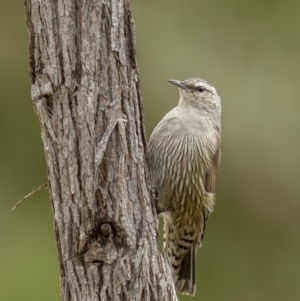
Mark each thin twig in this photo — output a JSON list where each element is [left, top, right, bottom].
[[11, 182, 48, 212]]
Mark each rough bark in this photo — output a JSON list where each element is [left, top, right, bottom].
[[24, 0, 177, 300]]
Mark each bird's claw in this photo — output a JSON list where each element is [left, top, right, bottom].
[[156, 205, 175, 215], [150, 187, 174, 215]]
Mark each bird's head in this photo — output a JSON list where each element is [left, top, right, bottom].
[[168, 78, 221, 112]]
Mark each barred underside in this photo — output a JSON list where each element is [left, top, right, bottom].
[[149, 106, 220, 296]]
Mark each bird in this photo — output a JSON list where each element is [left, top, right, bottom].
[[148, 78, 221, 296]]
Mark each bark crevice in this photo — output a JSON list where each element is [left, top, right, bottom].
[[24, 0, 177, 300]]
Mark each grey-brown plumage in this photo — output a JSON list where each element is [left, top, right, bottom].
[[149, 78, 221, 296]]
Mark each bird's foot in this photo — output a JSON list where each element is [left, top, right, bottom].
[[150, 187, 174, 215], [156, 204, 175, 215]]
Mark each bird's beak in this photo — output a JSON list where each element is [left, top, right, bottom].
[[168, 79, 187, 90]]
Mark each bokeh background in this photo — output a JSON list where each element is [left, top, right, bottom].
[[1, 1, 299, 300]]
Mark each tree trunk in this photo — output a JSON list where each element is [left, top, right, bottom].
[[24, 0, 177, 300]]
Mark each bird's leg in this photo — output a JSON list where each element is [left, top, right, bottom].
[[150, 187, 174, 215], [150, 187, 158, 200]]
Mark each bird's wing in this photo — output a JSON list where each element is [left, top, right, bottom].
[[205, 138, 222, 193], [200, 136, 222, 246]]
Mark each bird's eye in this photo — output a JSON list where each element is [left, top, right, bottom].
[[198, 86, 205, 92]]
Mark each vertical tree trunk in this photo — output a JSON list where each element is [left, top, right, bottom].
[[24, 0, 177, 300]]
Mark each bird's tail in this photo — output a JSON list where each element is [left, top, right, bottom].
[[173, 242, 196, 296], [164, 221, 198, 296]]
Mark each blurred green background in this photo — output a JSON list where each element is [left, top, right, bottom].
[[1, 1, 299, 300]]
